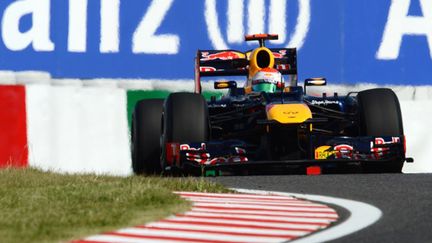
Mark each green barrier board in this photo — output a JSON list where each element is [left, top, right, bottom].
[[126, 90, 223, 129]]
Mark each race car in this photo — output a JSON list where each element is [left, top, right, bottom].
[[131, 34, 413, 176]]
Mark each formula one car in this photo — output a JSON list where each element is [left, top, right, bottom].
[[131, 34, 412, 176]]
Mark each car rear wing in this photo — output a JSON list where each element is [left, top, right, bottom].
[[194, 48, 297, 93]]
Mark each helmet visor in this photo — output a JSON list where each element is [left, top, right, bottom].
[[252, 82, 276, 93]]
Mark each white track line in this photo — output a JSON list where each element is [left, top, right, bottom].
[[181, 211, 336, 224], [138, 225, 303, 238], [192, 202, 336, 212], [145, 222, 308, 236], [116, 228, 288, 243], [161, 216, 323, 229], [81, 235, 194, 243], [190, 208, 339, 218], [233, 188, 382, 243]]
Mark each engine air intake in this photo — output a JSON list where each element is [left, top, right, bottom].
[[249, 47, 275, 78], [256, 49, 271, 68]]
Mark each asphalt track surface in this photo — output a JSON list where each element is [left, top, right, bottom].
[[209, 173, 432, 243]]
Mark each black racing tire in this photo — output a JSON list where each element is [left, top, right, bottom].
[[162, 93, 209, 169], [131, 99, 164, 175], [357, 88, 404, 173]]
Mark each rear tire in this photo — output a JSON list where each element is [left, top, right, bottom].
[[357, 88, 404, 173], [161, 93, 209, 170], [131, 99, 164, 175]]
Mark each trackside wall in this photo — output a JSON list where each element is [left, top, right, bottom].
[[26, 84, 132, 176], [0, 85, 27, 168]]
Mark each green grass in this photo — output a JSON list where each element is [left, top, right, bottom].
[[0, 168, 229, 243]]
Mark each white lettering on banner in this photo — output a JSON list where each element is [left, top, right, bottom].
[[269, 0, 287, 44], [227, 0, 244, 44], [205, 0, 228, 49], [1, 0, 178, 54], [1, 0, 54, 51], [227, 0, 287, 45], [68, 0, 87, 52], [377, 0, 432, 60], [132, 0, 179, 54], [100, 0, 120, 53], [288, 0, 310, 49], [248, 0, 265, 36], [206, 0, 310, 49]]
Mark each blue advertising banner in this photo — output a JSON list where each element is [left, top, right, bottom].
[[0, 0, 430, 84]]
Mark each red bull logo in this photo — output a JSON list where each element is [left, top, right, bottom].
[[201, 51, 243, 61], [334, 144, 354, 159], [199, 66, 217, 72], [276, 64, 291, 71], [272, 50, 287, 59]]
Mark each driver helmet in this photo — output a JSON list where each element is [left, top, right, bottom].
[[251, 68, 284, 93]]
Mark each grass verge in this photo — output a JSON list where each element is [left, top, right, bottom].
[[0, 168, 229, 243]]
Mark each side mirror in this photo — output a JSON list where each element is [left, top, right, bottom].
[[304, 78, 327, 94], [214, 80, 237, 89]]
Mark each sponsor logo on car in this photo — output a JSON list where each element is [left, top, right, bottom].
[[315, 145, 335, 160], [199, 66, 217, 72], [272, 50, 287, 58], [276, 64, 291, 71], [370, 137, 401, 159], [311, 100, 340, 106], [180, 143, 207, 151], [334, 144, 354, 159], [315, 144, 354, 159], [200, 51, 243, 61]]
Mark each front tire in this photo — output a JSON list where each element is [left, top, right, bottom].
[[357, 88, 404, 173], [161, 93, 209, 170], [131, 99, 164, 175]]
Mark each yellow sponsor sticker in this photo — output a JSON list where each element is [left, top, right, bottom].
[[315, 145, 335, 160]]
